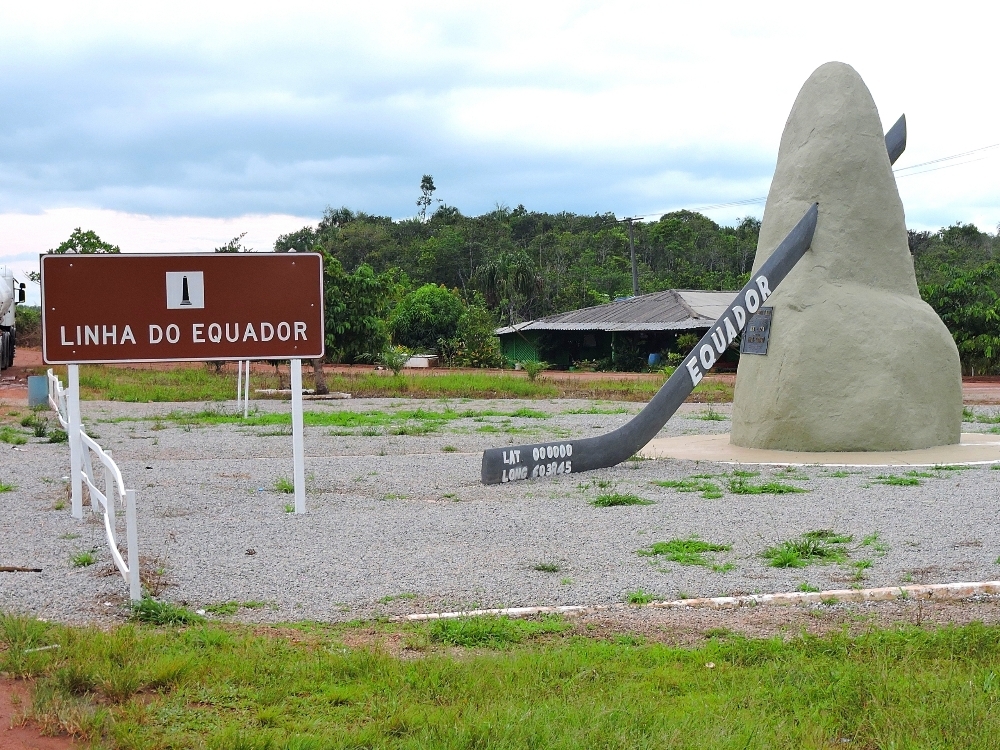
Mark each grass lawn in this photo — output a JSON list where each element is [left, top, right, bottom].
[[36, 364, 733, 403], [3, 612, 1000, 748]]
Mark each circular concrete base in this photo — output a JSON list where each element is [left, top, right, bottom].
[[639, 432, 1000, 466]]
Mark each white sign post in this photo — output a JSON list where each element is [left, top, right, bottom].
[[67, 364, 84, 520], [290, 359, 306, 513]]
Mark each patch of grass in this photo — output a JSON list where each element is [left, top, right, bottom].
[[693, 406, 727, 421], [130, 597, 205, 625], [58, 532, 81, 540], [852, 559, 874, 581], [932, 464, 971, 472], [652, 477, 723, 499], [0, 425, 27, 445], [0, 481, 15, 492], [861, 532, 890, 556], [429, 614, 568, 648], [8, 615, 1000, 745], [283, 503, 295, 513], [591, 493, 654, 507], [53, 500, 66, 511], [638, 537, 732, 567], [796, 582, 821, 593], [56, 362, 734, 404], [875, 474, 923, 486], [763, 530, 852, 568], [48, 429, 69, 443], [204, 602, 240, 617], [441, 445, 457, 452], [532, 562, 561, 573], [379, 593, 417, 604], [625, 589, 656, 605], [71, 551, 95, 567], [560, 577, 573, 585], [821, 469, 856, 478], [562, 405, 629, 415], [274, 477, 294, 494], [728, 476, 807, 495]]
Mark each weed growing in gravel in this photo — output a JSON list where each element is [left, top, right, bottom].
[[58, 532, 80, 540], [560, 577, 573, 585], [442, 445, 457, 452], [774, 466, 811, 481], [533, 563, 561, 572], [71, 551, 95, 567], [283, 503, 294, 513], [875, 475, 922, 486], [562, 405, 629, 415], [379, 593, 417, 604], [625, 589, 656, 605], [205, 602, 240, 617], [861, 532, 890, 556], [0, 426, 27, 445], [852, 560, 873, 581], [821, 469, 856, 478], [728, 476, 807, 495], [274, 477, 294, 493], [53, 500, 66, 511], [591, 493, 654, 507], [638, 538, 731, 567], [652, 476, 723, 499], [47, 429, 68, 443], [430, 615, 568, 647], [796, 582, 820, 593], [693, 406, 727, 421], [762, 530, 852, 568], [130, 597, 205, 625], [0, 481, 14, 492]]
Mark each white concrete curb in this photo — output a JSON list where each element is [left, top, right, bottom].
[[396, 580, 1000, 621]]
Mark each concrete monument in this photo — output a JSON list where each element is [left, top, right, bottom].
[[731, 62, 962, 451]]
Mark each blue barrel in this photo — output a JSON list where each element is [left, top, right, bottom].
[[27, 375, 48, 408], [647, 353, 661, 367]]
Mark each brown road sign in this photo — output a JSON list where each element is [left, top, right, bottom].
[[41, 253, 324, 364]]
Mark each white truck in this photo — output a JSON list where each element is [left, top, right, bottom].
[[0, 267, 27, 370]]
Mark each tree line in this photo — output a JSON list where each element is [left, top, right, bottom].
[[26, 191, 1000, 373]]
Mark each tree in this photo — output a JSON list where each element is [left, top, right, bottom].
[[273, 227, 317, 254], [416, 174, 437, 222], [323, 256, 396, 363], [214, 232, 251, 253], [920, 262, 1000, 375], [49, 228, 121, 254], [390, 284, 465, 352]]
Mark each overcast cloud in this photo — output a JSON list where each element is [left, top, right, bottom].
[[2, 1, 998, 300]]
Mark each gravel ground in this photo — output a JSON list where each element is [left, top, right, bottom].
[[2, 397, 1000, 625]]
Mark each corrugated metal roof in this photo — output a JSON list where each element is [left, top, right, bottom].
[[496, 289, 737, 334]]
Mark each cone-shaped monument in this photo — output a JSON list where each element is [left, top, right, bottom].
[[731, 62, 962, 451]]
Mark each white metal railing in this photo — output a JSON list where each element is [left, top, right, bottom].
[[48, 367, 141, 600], [47, 368, 69, 429]]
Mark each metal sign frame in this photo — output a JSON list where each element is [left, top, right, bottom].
[[40, 252, 325, 365]]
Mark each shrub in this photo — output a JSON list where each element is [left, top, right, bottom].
[[390, 284, 465, 352]]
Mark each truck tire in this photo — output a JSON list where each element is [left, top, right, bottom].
[[0, 331, 8, 370]]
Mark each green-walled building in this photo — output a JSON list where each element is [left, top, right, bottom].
[[496, 289, 738, 370]]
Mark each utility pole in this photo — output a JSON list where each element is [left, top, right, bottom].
[[621, 217, 640, 297]]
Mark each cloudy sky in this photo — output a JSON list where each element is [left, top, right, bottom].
[[2, 1, 998, 301]]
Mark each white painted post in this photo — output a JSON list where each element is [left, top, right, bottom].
[[125, 489, 141, 601], [243, 361, 250, 418], [290, 358, 306, 513], [237, 360, 243, 409], [67, 364, 83, 520], [105, 457, 117, 544]]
